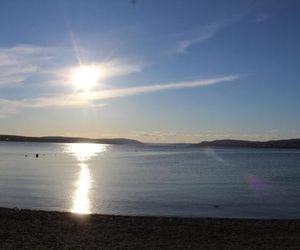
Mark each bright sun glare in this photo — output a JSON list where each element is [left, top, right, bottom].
[[72, 65, 100, 92], [68, 143, 107, 214]]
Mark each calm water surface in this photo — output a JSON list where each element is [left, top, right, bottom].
[[0, 142, 299, 218]]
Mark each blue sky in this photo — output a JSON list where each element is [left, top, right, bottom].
[[0, 0, 299, 142]]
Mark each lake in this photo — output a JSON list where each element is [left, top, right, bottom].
[[0, 141, 299, 219]]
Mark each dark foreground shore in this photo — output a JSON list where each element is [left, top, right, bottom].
[[0, 207, 299, 249]]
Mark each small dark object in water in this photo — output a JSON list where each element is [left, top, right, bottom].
[[36, 154, 39, 158], [25, 154, 27, 157], [213, 205, 220, 209]]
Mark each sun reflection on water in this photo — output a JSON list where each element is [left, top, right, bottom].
[[68, 143, 106, 214]]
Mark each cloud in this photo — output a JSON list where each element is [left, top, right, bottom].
[[96, 60, 142, 79], [0, 44, 56, 87], [0, 75, 240, 118], [132, 130, 246, 143], [132, 128, 283, 143], [0, 99, 20, 118], [173, 24, 220, 54], [0, 44, 142, 89], [0, 44, 240, 118], [0, 95, 106, 118], [252, 13, 271, 23], [86, 75, 240, 100], [172, 15, 242, 54], [134, 131, 206, 143]]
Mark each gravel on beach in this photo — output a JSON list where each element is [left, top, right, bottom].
[[0, 207, 299, 249]]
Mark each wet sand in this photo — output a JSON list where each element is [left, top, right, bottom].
[[0, 207, 299, 249]]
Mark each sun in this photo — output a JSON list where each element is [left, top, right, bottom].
[[71, 65, 100, 92]]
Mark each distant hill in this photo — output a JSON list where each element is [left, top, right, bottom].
[[195, 139, 300, 149], [2, 135, 300, 149], [0, 135, 143, 145]]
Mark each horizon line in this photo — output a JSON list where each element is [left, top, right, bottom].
[[0, 133, 299, 145]]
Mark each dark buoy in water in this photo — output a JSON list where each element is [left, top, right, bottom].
[[25, 154, 28, 157], [213, 205, 220, 209], [36, 153, 39, 158]]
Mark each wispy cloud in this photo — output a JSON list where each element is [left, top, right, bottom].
[[252, 13, 271, 23], [0, 44, 142, 89], [87, 75, 240, 100], [0, 95, 106, 118], [0, 99, 20, 118], [96, 60, 142, 79], [173, 24, 221, 54], [0, 75, 240, 118], [0, 44, 240, 119], [172, 15, 242, 54], [0, 44, 56, 87]]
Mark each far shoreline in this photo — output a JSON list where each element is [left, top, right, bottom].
[[1, 134, 300, 149]]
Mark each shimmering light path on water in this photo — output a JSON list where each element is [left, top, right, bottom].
[[68, 143, 107, 214]]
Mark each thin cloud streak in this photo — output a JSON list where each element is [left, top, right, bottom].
[[0, 44, 56, 87], [0, 96, 106, 118], [0, 75, 240, 117], [172, 15, 242, 54], [252, 13, 271, 23], [87, 75, 240, 100]]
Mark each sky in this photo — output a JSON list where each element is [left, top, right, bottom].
[[0, 0, 299, 143]]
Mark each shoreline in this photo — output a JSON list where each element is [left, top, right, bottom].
[[0, 207, 299, 249], [1, 135, 300, 149]]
